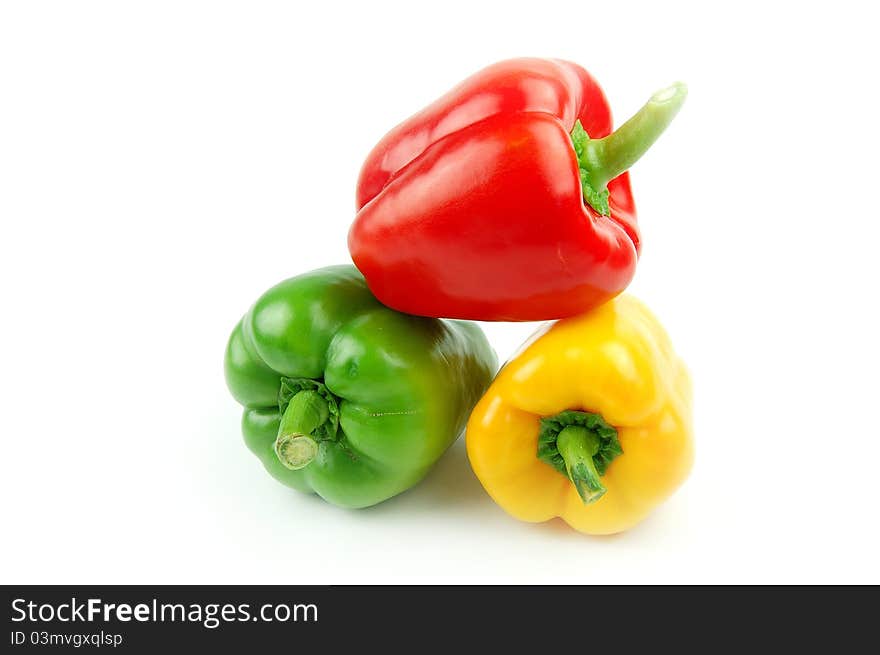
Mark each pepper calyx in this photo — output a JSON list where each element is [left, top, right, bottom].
[[571, 120, 611, 216], [537, 409, 623, 504]]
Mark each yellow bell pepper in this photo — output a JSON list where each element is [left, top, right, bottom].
[[466, 295, 693, 535]]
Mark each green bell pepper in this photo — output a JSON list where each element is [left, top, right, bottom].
[[224, 265, 497, 508]]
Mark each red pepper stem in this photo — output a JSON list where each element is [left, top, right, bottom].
[[274, 390, 329, 470], [583, 82, 687, 191]]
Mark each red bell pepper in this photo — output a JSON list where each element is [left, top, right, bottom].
[[349, 58, 686, 321]]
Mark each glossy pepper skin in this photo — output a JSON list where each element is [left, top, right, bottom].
[[224, 266, 497, 508], [350, 58, 686, 321], [466, 295, 693, 534]]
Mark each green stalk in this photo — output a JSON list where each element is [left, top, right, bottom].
[[555, 425, 606, 504], [273, 390, 329, 470], [536, 409, 623, 505], [572, 82, 687, 215]]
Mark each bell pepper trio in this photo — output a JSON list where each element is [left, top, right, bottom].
[[225, 58, 693, 534]]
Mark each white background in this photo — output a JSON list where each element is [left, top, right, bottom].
[[2, 1, 878, 584]]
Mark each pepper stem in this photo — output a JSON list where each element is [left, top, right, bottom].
[[556, 425, 606, 504], [273, 390, 329, 470], [572, 82, 687, 215]]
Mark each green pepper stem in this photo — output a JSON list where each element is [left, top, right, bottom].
[[274, 390, 329, 470], [583, 82, 687, 190], [555, 425, 606, 504]]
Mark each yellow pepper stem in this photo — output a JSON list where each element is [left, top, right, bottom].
[[556, 426, 606, 504], [538, 410, 621, 506]]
